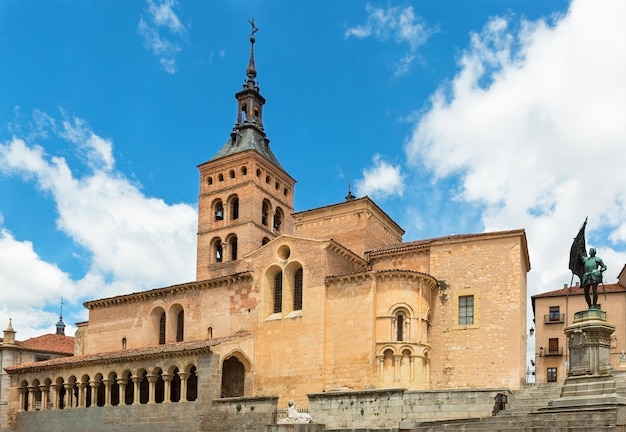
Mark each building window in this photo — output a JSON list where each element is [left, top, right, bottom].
[[229, 169, 235, 179], [231, 197, 239, 220], [294, 268, 303, 311], [273, 208, 282, 231], [459, 295, 474, 325], [159, 312, 166, 345], [549, 306, 560, 321], [396, 313, 405, 341], [122, 338, 127, 350], [548, 338, 559, 355], [262, 201, 270, 226], [215, 242, 223, 263], [176, 310, 184, 342], [547, 367, 557, 382], [215, 201, 224, 220], [262, 237, 270, 246], [273, 272, 283, 314]]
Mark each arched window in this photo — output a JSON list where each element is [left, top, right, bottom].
[[159, 312, 166, 345], [215, 201, 224, 220], [396, 313, 404, 341], [229, 236, 238, 261], [187, 366, 198, 401], [262, 237, 270, 246], [262, 201, 270, 226], [215, 242, 223, 263], [274, 272, 283, 314], [273, 208, 282, 231], [231, 197, 239, 220], [176, 310, 184, 342], [229, 169, 235, 179], [221, 357, 245, 398], [294, 268, 303, 311], [241, 104, 247, 121]]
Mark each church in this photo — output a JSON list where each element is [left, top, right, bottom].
[[4, 33, 530, 431]]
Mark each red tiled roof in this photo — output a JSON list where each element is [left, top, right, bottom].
[[5, 332, 251, 374], [532, 283, 626, 299], [18, 334, 75, 355]]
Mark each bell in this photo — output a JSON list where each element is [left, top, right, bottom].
[[215, 210, 224, 220]]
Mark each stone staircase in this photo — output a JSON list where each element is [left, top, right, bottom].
[[401, 381, 626, 432]]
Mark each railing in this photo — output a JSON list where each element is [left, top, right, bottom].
[[544, 347, 563, 356], [544, 314, 565, 324]]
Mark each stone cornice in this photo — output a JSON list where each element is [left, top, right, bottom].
[[325, 269, 438, 288], [84, 272, 253, 310]]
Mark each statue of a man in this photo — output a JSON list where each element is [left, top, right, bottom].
[[580, 247, 607, 309]]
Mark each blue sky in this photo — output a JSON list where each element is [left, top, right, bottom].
[[1, 0, 625, 354]]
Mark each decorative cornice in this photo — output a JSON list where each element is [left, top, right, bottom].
[[84, 273, 253, 310], [325, 269, 438, 288]]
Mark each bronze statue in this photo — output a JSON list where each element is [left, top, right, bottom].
[[580, 247, 607, 308], [569, 219, 607, 309]]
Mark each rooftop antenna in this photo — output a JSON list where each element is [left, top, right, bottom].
[[345, 162, 356, 201]]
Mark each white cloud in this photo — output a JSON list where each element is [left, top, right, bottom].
[[405, 0, 626, 298], [345, 4, 432, 76], [0, 112, 198, 338], [355, 154, 404, 200], [138, 0, 187, 74]]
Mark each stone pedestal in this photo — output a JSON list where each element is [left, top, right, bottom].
[[546, 309, 626, 410]]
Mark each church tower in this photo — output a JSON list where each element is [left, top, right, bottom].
[[196, 27, 295, 281]]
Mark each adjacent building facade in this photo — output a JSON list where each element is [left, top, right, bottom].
[[3, 36, 531, 431], [532, 265, 626, 383]]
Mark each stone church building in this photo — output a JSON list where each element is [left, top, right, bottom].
[[3, 36, 530, 431]]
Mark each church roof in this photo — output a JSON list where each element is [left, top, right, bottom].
[[1, 333, 74, 355], [366, 229, 529, 261], [206, 126, 284, 170], [5, 333, 250, 374]]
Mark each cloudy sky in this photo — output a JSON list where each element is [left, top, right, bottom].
[[1, 0, 625, 359]]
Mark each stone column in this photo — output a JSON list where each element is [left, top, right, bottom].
[[376, 355, 384, 381], [50, 384, 61, 410], [178, 372, 190, 402], [27, 386, 35, 412], [117, 377, 128, 406], [39, 385, 49, 410], [146, 374, 158, 404], [102, 379, 113, 406], [409, 355, 417, 383], [63, 383, 75, 408], [89, 381, 99, 407], [393, 355, 402, 382], [78, 382, 88, 408], [132, 376, 142, 405], [162, 373, 173, 403]]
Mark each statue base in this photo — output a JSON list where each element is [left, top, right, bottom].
[[544, 309, 626, 411]]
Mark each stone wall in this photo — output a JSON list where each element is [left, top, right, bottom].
[[308, 388, 507, 430]]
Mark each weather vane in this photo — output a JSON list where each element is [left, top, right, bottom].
[[248, 18, 259, 39]]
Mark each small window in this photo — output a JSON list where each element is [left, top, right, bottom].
[[262, 237, 270, 246], [547, 367, 557, 382], [218, 173, 224, 182], [229, 170, 235, 179], [208, 177, 213, 185], [256, 169, 261, 177], [549, 306, 560, 321], [396, 313, 405, 341], [122, 338, 127, 350], [208, 327, 213, 338], [275, 181, 280, 190], [265, 175, 271, 184], [274, 272, 283, 314], [241, 166, 248, 176], [294, 268, 303, 311], [459, 295, 474, 325]]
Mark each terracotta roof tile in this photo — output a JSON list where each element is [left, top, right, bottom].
[[18, 334, 75, 355], [6, 332, 251, 374], [532, 283, 626, 299]]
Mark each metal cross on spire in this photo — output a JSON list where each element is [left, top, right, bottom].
[[248, 18, 259, 39]]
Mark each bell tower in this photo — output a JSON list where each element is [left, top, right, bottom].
[[196, 22, 296, 281]]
